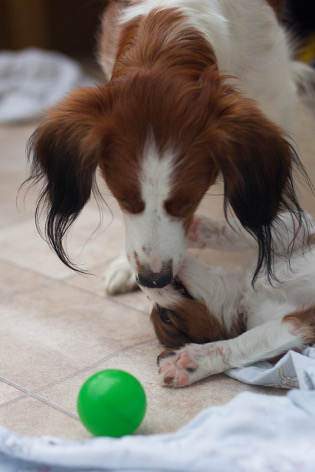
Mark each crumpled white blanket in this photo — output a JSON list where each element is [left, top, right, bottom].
[[0, 389, 315, 472], [226, 345, 315, 389], [0, 48, 93, 123], [0, 348, 315, 472]]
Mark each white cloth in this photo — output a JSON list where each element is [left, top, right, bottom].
[[0, 351, 315, 472], [0, 48, 93, 123], [225, 345, 315, 389], [0, 388, 315, 472], [1, 336, 314, 470]]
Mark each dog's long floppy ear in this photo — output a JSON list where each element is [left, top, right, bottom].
[[26, 86, 111, 271], [208, 92, 309, 282]]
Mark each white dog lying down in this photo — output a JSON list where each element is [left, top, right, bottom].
[[142, 211, 315, 387]]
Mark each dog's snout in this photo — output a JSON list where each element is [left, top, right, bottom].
[[136, 268, 173, 288]]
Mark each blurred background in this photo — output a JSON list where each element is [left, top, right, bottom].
[[0, 0, 314, 66], [0, 0, 107, 74]]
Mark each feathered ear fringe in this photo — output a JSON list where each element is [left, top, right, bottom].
[[209, 93, 313, 285], [254, 143, 313, 285], [25, 129, 100, 273], [21, 86, 111, 272]]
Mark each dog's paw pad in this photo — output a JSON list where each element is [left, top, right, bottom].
[[176, 351, 198, 371], [163, 370, 176, 385], [177, 372, 190, 387], [159, 349, 200, 387]]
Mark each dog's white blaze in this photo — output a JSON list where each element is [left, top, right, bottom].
[[124, 136, 186, 275]]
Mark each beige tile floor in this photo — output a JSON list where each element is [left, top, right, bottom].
[[0, 101, 315, 441]]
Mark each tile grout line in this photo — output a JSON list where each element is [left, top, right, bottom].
[[0, 338, 157, 417], [0, 256, 150, 316], [0, 377, 30, 409], [30, 394, 79, 420], [0, 255, 99, 284], [0, 256, 67, 283], [32, 338, 157, 395], [0, 282, 55, 300], [64, 279, 150, 315], [0, 380, 79, 420], [0, 254, 119, 285]]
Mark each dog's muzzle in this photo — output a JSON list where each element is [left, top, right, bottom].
[[136, 268, 173, 288]]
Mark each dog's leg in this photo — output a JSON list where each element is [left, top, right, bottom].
[[187, 215, 255, 251], [188, 211, 311, 253], [102, 254, 138, 295], [158, 306, 315, 387]]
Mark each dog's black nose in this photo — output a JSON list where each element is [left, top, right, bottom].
[[136, 269, 173, 288]]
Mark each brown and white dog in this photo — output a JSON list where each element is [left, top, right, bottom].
[[27, 1, 313, 292], [147, 211, 315, 387]]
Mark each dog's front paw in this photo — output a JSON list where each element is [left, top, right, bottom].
[[158, 343, 230, 387], [158, 347, 201, 387], [102, 255, 139, 295]]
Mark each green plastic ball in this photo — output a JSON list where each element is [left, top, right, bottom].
[[77, 369, 147, 437]]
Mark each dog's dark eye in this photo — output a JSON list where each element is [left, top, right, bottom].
[[158, 306, 172, 325]]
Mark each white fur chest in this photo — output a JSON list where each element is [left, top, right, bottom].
[[242, 252, 315, 329]]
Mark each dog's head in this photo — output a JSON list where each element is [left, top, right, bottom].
[[149, 277, 246, 350], [25, 66, 306, 286]]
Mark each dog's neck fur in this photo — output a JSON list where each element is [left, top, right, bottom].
[[143, 255, 246, 331], [179, 256, 246, 330]]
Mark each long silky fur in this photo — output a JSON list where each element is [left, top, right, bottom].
[[226, 142, 312, 285], [25, 130, 100, 273]]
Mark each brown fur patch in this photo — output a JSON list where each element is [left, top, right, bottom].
[[265, 0, 283, 21], [283, 306, 315, 344], [151, 298, 246, 349], [113, 8, 218, 77]]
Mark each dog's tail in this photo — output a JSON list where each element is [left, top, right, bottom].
[[291, 61, 315, 110]]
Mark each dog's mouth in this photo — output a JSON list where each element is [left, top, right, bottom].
[[171, 276, 194, 300]]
